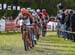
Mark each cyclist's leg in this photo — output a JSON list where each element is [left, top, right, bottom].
[[21, 26, 24, 40], [40, 23, 42, 35], [33, 26, 37, 38], [33, 27, 37, 44], [27, 28, 33, 48], [42, 22, 46, 37], [32, 26, 37, 44], [42, 26, 45, 37], [23, 29, 29, 51], [25, 29, 31, 48], [37, 19, 40, 36], [30, 28, 35, 47], [35, 26, 39, 40], [34, 26, 39, 40]]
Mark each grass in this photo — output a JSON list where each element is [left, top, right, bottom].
[[0, 32, 24, 55], [0, 32, 75, 55], [0, 32, 23, 47]]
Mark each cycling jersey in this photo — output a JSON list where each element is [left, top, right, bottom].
[[24, 17, 31, 26], [16, 12, 31, 26]]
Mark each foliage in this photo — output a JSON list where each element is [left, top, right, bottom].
[[0, 0, 75, 18]]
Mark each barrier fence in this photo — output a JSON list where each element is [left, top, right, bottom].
[[59, 29, 75, 34], [0, 20, 18, 32], [5, 20, 18, 32], [0, 20, 57, 32]]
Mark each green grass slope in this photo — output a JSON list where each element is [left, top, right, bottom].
[[0, 32, 75, 55]]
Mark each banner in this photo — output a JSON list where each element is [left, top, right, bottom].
[[17, 6, 20, 11], [13, 6, 16, 10], [0, 4, 2, 10], [47, 21, 57, 31], [3, 4, 7, 10], [5, 20, 18, 32], [0, 19, 5, 32], [0, 3, 21, 11], [7, 6, 12, 10]]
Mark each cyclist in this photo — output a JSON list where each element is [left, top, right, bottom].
[[16, 8, 35, 50], [41, 9, 49, 37]]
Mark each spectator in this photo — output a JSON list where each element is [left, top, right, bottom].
[[70, 11, 75, 41]]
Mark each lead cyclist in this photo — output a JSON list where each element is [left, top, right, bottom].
[[15, 8, 35, 51]]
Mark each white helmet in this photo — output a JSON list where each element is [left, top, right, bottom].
[[30, 9, 34, 13], [30, 9, 36, 13], [36, 9, 40, 12], [27, 8, 31, 11]]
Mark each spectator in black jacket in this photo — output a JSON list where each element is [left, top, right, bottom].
[[70, 11, 75, 41], [57, 10, 67, 39], [65, 10, 73, 40]]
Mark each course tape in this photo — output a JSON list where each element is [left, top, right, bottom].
[[58, 29, 75, 34]]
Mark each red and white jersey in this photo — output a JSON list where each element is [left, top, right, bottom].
[[15, 12, 31, 26]]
